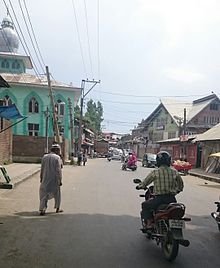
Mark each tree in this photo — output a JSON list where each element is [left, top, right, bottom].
[[74, 104, 80, 119], [84, 99, 103, 133]]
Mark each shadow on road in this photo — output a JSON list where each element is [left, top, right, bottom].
[[0, 212, 219, 268]]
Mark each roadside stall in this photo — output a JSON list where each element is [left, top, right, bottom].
[[172, 160, 192, 175], [205, 152, 220, 174]]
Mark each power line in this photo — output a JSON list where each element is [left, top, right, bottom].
[[22, 0, 46, 67], [97, 0, 100, 79], [83, 0, 93, 77], [18, 0, 45, 73], [5, 0, 41, 77], [71, 0, 88, 78], [93, 89, 209, 98]]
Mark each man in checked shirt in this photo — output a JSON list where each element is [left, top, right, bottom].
[[136, 151, 184, 229]]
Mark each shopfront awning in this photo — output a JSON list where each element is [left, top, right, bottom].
[[0, 104, 27, 133], [209, 152, 220, 158], [0, 104, 24, 120]]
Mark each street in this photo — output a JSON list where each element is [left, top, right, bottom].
[[0, 159, 219, 268]]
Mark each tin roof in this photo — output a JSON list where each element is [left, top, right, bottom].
[[1, 72, 81, 104], [193, 123, 220, 142]]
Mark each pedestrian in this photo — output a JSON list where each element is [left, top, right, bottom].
[[77, 150, 82, 166], [83, 153, 87, 166], [39, 143, 63, 216]]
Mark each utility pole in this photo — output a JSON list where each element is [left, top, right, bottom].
[[78, 79, 100, 151], [183, 108, 187, 160], [46, 66, 60, 143], [68, 97, 75, 164], [44, 106, 49, 153]]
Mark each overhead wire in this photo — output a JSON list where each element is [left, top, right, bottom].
[[5, 0, 41, 77], [97, 0, 100, 80], [92, 90, 209, 98], [18, 0, 45, 73], [18, 0, 45, 72], [71, 0, 88, 79], [83, 0, 93, 77], [22, 0, 46, 68]]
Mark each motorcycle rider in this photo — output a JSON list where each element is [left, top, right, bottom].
[[136, 151, 184, 229], [127, 152, 137, 168]]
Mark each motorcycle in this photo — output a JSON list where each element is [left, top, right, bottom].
[[211, 198, 220, 231], [122, 160, 137, 171], [133, 178, 191, 261]]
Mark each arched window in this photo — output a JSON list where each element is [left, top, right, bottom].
[[12, 60, 20, 69], [1, 59, 9, 69], [28, 97, 39, 113], [4, 95, 12, 106], [56, 99, 65, 117]]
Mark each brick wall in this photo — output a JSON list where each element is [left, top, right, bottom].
[[0, 119, 12, 164], [13, 135, 69, 163]]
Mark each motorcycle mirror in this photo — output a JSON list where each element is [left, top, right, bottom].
[[133, 178, 141, 184]]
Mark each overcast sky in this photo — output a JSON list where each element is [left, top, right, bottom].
[[1, 0, 220, 134]]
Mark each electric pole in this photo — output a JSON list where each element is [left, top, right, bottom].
[[44, 106, 49, 153], [78, 79, 100, 151], [68, 97, 75, 164], [46, 66, 60, 143]]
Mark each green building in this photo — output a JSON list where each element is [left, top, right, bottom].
[[0, 15, 81, 161]]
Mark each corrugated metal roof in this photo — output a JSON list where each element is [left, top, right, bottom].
[[1, 73, 81, 104], [161, 95, 218, 124], [193, 123, 220, 141]]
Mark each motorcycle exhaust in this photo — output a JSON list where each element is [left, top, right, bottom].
[[178, 239, 190, 247]]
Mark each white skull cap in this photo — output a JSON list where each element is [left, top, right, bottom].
[[51, 143, 61, 149]]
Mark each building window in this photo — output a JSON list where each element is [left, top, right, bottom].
[[4, 95, 12, 106], [1, 59, 9, 69], [56, 99, 65, 117], [12, 60, 20, 69], [28, 123, 39, 136], [210, 103, 218, 110], [28, 97, 39, 113], [168, 132, 176, 139]]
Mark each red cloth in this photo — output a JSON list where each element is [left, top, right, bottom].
[[127, 154, 137, 166]]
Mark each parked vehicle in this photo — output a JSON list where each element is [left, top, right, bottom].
[[211, 198, 220, 231], [133, 178, 191, 261], [142, 153, 157, 168], [94, 139, 109, 158]]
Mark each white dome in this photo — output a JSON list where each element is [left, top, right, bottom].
[[0, 16, 19, 53]]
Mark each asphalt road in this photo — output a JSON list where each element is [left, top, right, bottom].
[[0, 159, 219, 268]]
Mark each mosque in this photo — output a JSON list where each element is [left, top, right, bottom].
[[0, 15, 81, 162]]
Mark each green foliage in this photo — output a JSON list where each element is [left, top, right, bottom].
[[74, 104, 80, 119], [84, 99, 103, 133]]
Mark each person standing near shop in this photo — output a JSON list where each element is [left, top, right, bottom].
[[39, 144, 63, 215]]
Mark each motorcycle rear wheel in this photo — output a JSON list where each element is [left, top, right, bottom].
[[161, 232, 179, 261]]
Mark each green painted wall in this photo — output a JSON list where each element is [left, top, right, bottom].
[[0, 84, 75, 141], [0, 56, 25, 73]]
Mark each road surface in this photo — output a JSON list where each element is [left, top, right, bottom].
[[0, 159, 219, 268]]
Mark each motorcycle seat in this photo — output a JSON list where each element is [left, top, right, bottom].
[[155, 203, 185, 220]]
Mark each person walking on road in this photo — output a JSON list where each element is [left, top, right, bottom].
[[39, 144, 63, 216], [82, 153, 87, 166]]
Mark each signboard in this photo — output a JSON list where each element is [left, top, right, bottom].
[[180, 135, 188, 142]]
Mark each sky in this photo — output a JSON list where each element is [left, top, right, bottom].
[[1, 0, 220, 134]]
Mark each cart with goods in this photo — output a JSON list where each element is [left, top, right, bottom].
[[172, 160, 192, 175]]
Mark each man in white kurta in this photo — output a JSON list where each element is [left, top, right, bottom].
[[39, 144, 62, 215]]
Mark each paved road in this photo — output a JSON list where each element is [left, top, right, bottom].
[[0, 159, 219, 268]]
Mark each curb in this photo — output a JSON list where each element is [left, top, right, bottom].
[[188, 171, 220, 184], [12, 168, 41, 188]]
